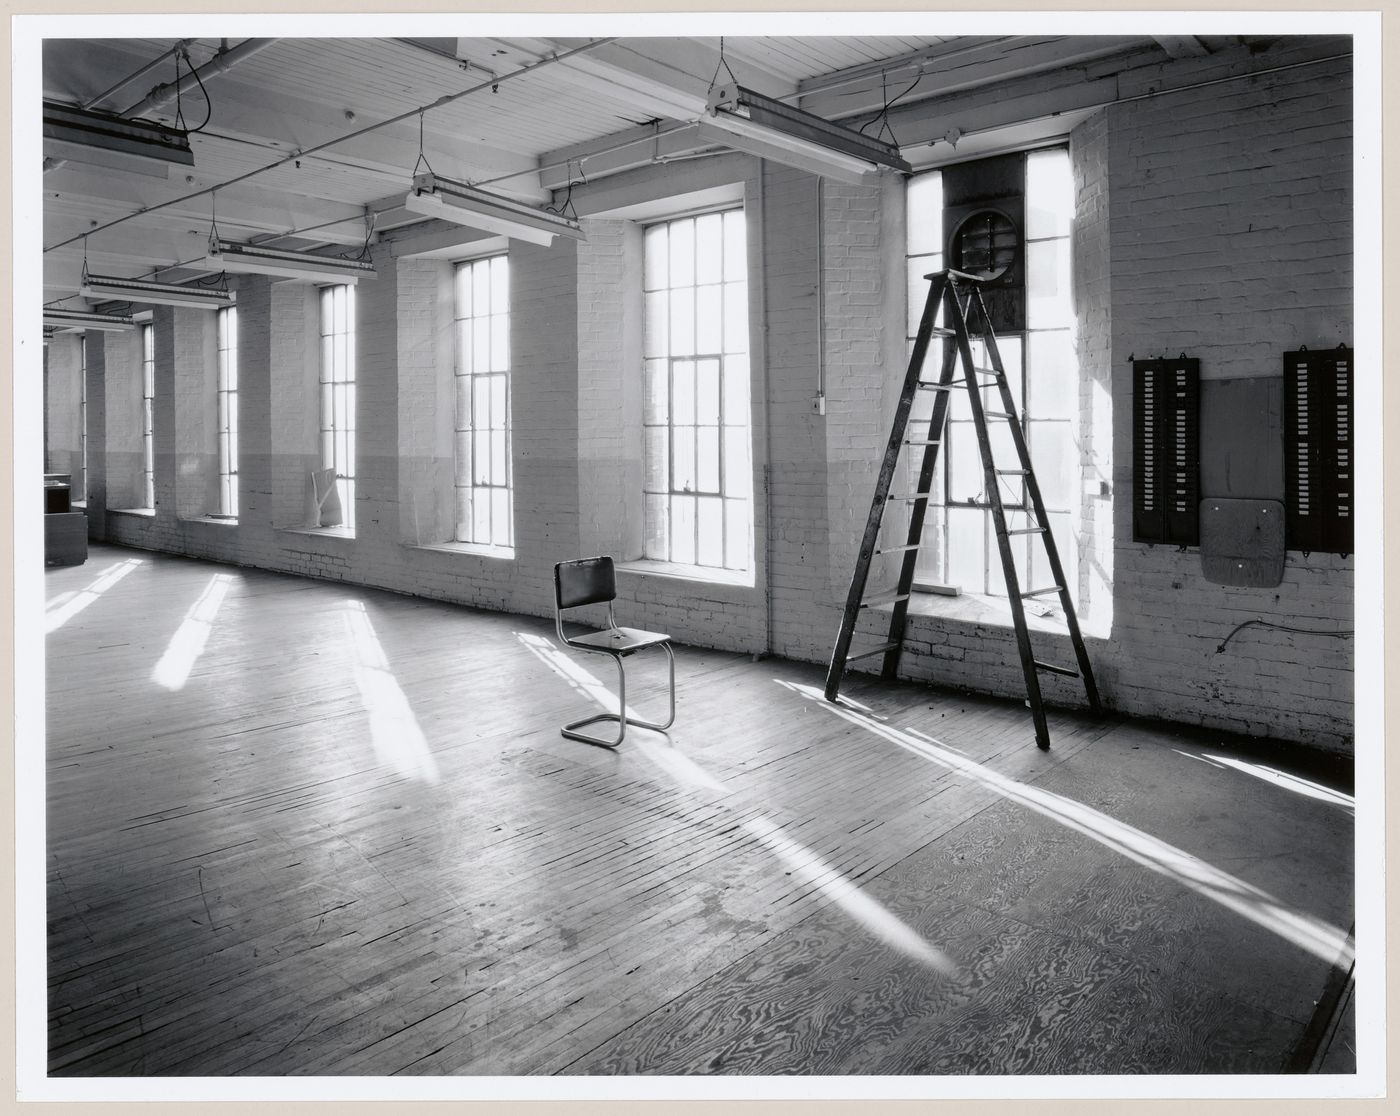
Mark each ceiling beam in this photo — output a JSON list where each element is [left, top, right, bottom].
[[537, 120, 710, 190], [546, 36, 795, 109], [796, 36, 1151, 123]]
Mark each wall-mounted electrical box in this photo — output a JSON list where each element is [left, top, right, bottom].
[[1132, 355, 1200, 546], [1284, 345, 1352, 555]]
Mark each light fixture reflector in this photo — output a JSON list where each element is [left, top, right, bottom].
[[704, 82, 911, 184], [204, 238, 377, 283], [44, 99, 195, 176], [80, 273, 234, 310], [43, 308, 138, 333], [404, 172, 584, 247]]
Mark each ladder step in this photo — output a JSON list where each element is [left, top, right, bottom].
[[1007, 526, 1046, 535], [887, 491, 935, 502], [903, 438, 942, 446], [1035, 659, 1080, 678], [875, 543, 923, 554], [985, 412, 1017, 420], [848, 641, 901, 661], [917, 375, 996, 391], [996, 468, 1030, 476], [1020, 585, 1063, 599], [861, 589, 910, 608], [972, 366, 1001, 377]]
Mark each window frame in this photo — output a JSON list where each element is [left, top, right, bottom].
[[216, 306, 238, 518], [451, 253, 513, 549], [78, 334, 87, 503], [141, 323, 154, 509], [318, 284, 356, 532], [906, 146, 1079, 606], [641, 206, 752, 573]]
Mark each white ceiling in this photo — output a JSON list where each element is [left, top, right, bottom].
[[39, 33, 1164, 308]]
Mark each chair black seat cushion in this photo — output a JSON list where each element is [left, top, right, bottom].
[[566, 625, 671, 654]]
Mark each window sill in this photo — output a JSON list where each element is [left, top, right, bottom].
[[182, 514, 239, 527], [615, 558, 754, 589], [903, 588, 1072, 635], [281, 525, 354, 539], [409, 541, 515, 561], [109, 507, 155, 518]]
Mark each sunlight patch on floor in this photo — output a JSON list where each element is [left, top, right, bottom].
[[45, 558, 142, 634], [782, 679, 1355, 969], [344, 602, 439, 785], [151, 573, 234, 690]]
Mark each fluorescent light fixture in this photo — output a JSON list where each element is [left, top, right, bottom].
[[204, 238, 377, 283], [43, 308, 138, 333], [403, 172, 584, 247], [44, 99, 195, 178], [702, 82, 912, 186], [80, 272, 234, 310]]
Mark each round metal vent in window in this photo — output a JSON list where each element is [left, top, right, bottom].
[[950, 208, 1018, 281]]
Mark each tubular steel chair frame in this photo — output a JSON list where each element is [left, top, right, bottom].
[[553, 556, 676, 747]]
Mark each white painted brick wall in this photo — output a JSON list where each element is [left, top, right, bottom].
[[1102, 56, 1353, 749]]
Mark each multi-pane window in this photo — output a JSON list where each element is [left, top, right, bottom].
[[319, 285, 356, 531], [78, 335, 87, 502], [453, 255, 512, 548], [906, 147, 1079, 604], [216, 307, 238, 517], [642, 209, 751, 571], [141, 323, 154, 509]]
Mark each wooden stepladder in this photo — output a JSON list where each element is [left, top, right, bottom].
[[824, 269, 1100, 750]]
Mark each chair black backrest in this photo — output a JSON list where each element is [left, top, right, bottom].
[[555, 556, 616, 611]]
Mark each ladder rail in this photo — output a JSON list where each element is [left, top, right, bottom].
[[880, 293, 969, 680], [969, 287, 1101, 715], [824, 272, 951, 700], [945, 285, 1051, 749]]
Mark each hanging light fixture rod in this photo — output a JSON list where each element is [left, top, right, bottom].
[[700, 81, 912, 184], [203, 237, 377, 282], [42, 307, 138, 332], [80, 271, 234, 310], [403, 172, 584, 246]]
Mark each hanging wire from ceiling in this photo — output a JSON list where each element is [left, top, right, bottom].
[[706, 36, 740, 92], [45, 37, 618, 256], [190, 190, 231, 288], [342, 209, 378, 262], [178, 44, 215, 134], [171, 45, 215, 135], [855, 67, 922, 142], [545, 158, 584, 222], [412, 109, 435, 178]]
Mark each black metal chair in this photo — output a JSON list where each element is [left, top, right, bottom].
[[553, 556, 676, 747]]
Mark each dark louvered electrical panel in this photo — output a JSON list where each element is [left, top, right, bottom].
[[1284, 345, 1352, 554], [1133, 356, 1200, 545]]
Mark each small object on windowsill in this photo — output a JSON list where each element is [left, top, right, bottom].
[[913, 582, 961, 597]]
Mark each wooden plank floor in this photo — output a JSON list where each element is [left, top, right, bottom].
[[43, 545, 1356, 1077]]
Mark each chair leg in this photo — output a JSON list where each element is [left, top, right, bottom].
[[562, 654, 629, 747], [560, 644, 677, 747]]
